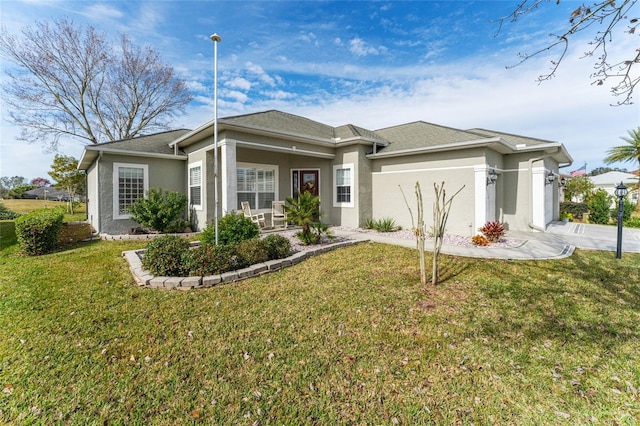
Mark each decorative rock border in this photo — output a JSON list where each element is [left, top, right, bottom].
[[122, 239, 364, 290]]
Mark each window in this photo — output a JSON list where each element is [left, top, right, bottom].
[[334, 164, 354, 207], [189, 162, 202, 209], [113, 163, 148, 219], [237, 164, 277, 209]]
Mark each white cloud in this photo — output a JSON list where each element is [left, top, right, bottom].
[[80, 4, 123, 19], [349, 37, 386, 56], [245, 62, 276, 86], [226, 77, 252, 91]]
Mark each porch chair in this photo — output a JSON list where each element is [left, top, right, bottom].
[[241, 201, 266, 229], [271, 200, 288, 229]]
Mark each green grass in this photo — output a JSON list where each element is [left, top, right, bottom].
[[1, 199, 86, 222], [0, 234, 639, 424]]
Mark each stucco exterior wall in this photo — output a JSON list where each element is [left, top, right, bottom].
[[371, 149, 485, 236], [94, 154, 186, 235]]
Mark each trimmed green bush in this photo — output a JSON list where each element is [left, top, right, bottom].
[[182, 244, 238, 276], [235, 238, 269, 269], [128, 188, 187, 233], [560, 202, 589, 219], [142, 235, 190, 276], [261, 234, 292, 260], [14, 208, 64, 255], [201, 212, 259, 246]]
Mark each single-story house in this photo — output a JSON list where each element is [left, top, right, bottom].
[[589, 171, 639, 203], [23, 187, 75, 201], [78, 110, 573, 236]]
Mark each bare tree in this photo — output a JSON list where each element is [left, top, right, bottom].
[[0, 18, 193, 149], [494, 0, 639, 105]]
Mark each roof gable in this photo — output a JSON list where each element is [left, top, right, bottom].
[[374, 121, 485, 152], [222, 110, 336, 140]]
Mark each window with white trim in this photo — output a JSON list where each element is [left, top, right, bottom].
[[189, 162, 202, 210], [334, 164, 354, 207], [113, 163, 148, 219], [237, 164, 277, 209]]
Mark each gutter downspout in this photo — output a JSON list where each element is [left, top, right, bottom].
[[94, 150, 103, 235]]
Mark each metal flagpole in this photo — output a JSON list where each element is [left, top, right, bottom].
[[211, 33, 221, 245]]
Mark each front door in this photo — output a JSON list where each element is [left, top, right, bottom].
[[292, 170, 319, 198]]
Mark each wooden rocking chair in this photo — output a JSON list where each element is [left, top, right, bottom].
[[241, 201, 266, 228], [271, 200, 288, 229]]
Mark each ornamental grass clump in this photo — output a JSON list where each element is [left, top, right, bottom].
[[479, 221, 505, 242]]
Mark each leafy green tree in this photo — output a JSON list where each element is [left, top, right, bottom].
[[48, 155, 85, 214], [604, 127, 640, 206], [9, 183, 36, 199], [564, 175, 595, 203], [127, 188, 187, 233], [0, 176, 26, 198]]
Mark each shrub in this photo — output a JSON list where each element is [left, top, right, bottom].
[[365, 217, 401, 232], [623, 216, 640, 228], [559, 212, 573, 221], [587, 189, 612, 225], [0, 201, 20, 220], [142, 235, 190, 276], [128, 188, 187, 233], [560, 202, 589, 219], [182, 244, 238, 276], [610, 198, 636, 223], [201, 212, 259, 246], [479, 221, 505, 242], [471, 234, 490, 246], [261, 234, 292, 260], [235, 238, 269, 269], [15, 207, 64, 255]]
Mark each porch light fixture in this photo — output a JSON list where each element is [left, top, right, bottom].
[[559, 177, 566, 188], [545, 171, 556, 184], [487, 168, 498, 185], [614, 181, 628, 259], [211, 33, 221, 245]]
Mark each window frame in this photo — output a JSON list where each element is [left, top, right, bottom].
[[236, 162, 278, 210], [113, 162, 149, 220], [333, 163, 354, 208], [188, 161, 203, 210]]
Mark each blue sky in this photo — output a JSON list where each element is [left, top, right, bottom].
[[1, 0, 638, 181]]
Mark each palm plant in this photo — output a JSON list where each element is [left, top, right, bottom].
[[284, 191, 322, 244], [604, 127, 640, 206]]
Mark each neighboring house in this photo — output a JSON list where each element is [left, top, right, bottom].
[[23, 187, 74, 201], [78, 110, 573, 236], [589, 171, 639, 204]]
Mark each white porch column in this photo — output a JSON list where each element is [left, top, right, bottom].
[[474, 165, 491, 232], [531, 166, 547, 230], [220, 139, 237, 214]]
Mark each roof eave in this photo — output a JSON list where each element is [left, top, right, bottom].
[[78, 146, 187, 170]]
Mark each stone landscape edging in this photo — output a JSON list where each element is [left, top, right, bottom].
[[122, 239, 364, 290]]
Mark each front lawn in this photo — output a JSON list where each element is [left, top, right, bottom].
[[0, 236, 638, 424]]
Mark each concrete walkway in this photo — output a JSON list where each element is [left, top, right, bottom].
[[331, 222, 640, 260]]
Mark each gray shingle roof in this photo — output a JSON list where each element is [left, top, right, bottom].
[[374, 121, 485, 152], [91, 129, 191, 154], [222, 110, 336, 140], [466, 128, 557, 147]]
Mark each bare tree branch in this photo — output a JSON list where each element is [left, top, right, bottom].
[[0, 18, 193, 150], [493, 0, 639, 105]]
